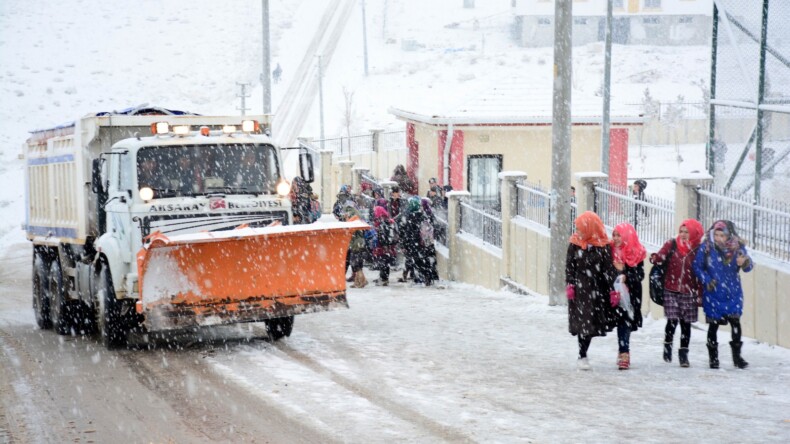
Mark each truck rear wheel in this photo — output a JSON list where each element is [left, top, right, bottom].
[[265, 316, 294, 341], [96, 265, 128, 349], [32, 252, 51, 329], [49, 260, 73, 335]]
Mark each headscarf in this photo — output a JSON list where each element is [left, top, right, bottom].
[[373, 206, 389, 221], [375, 198, 388, 209], [676, 219, 704, 256], [420, 197, 433, 218], [407, 196, 422, 214], [611, 222, 646, 267], [569, 211, 609, 249], [707, 219, 742, 262]]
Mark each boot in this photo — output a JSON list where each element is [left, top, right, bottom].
[[678, 348, 690, 368], [617, 352, 630, 370], [730, 341, 749, 369], [663, 342, 672, 363], [707, 342, 719, 369], [353, 270, 368, 288]]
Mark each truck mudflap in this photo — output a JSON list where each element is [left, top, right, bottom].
[[135, 220, 368, 332]]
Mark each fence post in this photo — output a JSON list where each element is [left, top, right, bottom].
[[379, 180, 398, 199], [446, 190, 471, 281], [573, 172, 608, 214], [320, 149, 334, 214], [672, 173, 713, 228], [498, 172, 528, 281], [370, 129, 383, 179], [337, 160, 354, 192], [352, 167, 370, 194]]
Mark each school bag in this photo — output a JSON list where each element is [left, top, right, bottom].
[[419, 218, 435, 248], [377, 219, 398, 247], [649, 239, 676, 306]]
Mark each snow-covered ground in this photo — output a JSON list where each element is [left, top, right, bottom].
[[4, 1, 789, 441]]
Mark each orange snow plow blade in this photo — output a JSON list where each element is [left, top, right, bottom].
[[135, 220, 368, 331]]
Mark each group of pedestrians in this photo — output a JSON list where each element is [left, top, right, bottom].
[[333, 167, 447, 289], [566, 211, 753, 371]]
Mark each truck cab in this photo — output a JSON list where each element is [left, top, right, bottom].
[[97, 123, 293, 302]]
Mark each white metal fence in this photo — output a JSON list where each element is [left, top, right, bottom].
[[459, 201, 502, 249], [594, 182, 675, 248], [697, 187, 790, 262]]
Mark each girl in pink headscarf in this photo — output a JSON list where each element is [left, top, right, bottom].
[[650, 219, 704, 367], [610, 223, 646, 370]]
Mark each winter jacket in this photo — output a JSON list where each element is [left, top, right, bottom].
[[616, 260, 645, 331], [650, 239, 702, 297], [565, 244, 618, 337], [692, 242, 753, 320]]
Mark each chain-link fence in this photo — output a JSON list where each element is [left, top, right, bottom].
[[710, 0, 790, 203]]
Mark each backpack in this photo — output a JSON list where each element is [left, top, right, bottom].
[[349, 231, 366, 252], [419, 218, 435, 247], [649, 239, 676, 306], [377, 219, 397, 247]]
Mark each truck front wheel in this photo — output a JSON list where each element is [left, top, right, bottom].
[[96, 265, 128, 349], [32, 252, 51, 329]]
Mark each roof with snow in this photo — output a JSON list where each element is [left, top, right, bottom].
[[389, 81, 643, 126]]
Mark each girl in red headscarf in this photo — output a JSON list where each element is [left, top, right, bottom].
[[565, 211, 619, 370], [610, 223, 647, 370], [649, 219, 704, 367]]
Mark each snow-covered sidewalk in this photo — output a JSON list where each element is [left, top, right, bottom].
[[206, 272, 790, 443]]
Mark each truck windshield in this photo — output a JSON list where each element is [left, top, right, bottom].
[[137, 143, 280, 197]]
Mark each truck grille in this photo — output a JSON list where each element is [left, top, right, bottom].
[[142, 211, 289, 237]]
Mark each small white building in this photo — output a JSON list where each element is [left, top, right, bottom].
[[512, 0, 712, 47]]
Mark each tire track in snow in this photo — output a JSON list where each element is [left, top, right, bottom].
[[272, 339, 474, 443]]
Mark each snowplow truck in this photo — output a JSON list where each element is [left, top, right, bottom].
[[25, 106, 366, 348]]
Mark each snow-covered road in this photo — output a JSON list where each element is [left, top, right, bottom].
[[205, 269, 790, 442], [1, 241, 790, 442]]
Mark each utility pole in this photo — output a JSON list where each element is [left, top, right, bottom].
[[362, 0, 369, 76], [261, 0, 272, 114], [601, 0, 613, 174], [318, 55, 326, 150], [236, 82, 251, 116], [549, 0, 573, 306]]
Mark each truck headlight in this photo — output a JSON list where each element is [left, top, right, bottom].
[[139, 187, 154, 202], [276, 180, 291, 197]]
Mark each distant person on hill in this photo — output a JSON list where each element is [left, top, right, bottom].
[[272, 63, 282, 84]]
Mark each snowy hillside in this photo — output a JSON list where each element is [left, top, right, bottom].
[[0, 0, 710, 246]]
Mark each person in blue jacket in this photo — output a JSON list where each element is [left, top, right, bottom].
[[692, 220, 753, 369]]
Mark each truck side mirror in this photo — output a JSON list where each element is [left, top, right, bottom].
[[91, 158, 104, 194], [298, 151, 314, 183]]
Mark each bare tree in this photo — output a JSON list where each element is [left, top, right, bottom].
[[341, 87, 355, 158]]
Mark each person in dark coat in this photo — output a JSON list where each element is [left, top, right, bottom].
[[399, 197, 432, 286], [343, 205, 368, 288], [333, 185, 352, 221], [692, 220, 753, 369], [565, 211, 618, 370], [289, 176, 313, 224], [610, 222, 646, 370], [390, 165, 416, 195], [650, 219, 704, 367], [421, 197, 439, 283], [371, 206, 398, 286]]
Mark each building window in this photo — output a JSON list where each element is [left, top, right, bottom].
[[612, 0, 624, 8], [538, 17, 551, 26], [679, 16, 693, 24], [467, 155, 502, 210], [643, 17, 660, 24], [574, 17, 588, 25], [644, 0, 661, 8]]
